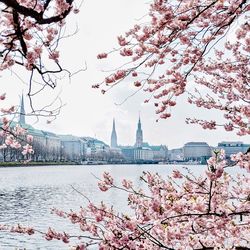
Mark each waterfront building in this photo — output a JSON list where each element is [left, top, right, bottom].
[[42, 131, 61, 161], [217, 141, 250, 157], [135, 116, 143, 148], [183, 142, 212, 161], [17, 96, 61, 162], [168, 148, 184, 161], [120, 144, 168, 162], [59, 135, 85, 162], [113, 117, 168, 162], [82, 137, 110, 158], [0, 120, 48, 162], [110, 119, 118, 148], [142, 143, 168, 161], [120, 146, 135, 161], [28, 127, 46, 161], [134, 147, 154, 161]]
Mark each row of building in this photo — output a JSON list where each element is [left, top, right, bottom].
[[110, 117, 168, 163], [0, 95, 248, 163], [0, 96, 112, 162], [169, 141, 250, 163], [110, 118, 249, 163], [1, 96, 168, 163]]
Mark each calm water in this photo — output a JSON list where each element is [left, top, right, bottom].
[[0, 164, 208, 249]]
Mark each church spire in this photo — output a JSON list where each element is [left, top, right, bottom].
[[138, 112, 141, 129], [111, 118, 118, 148], [135, 114, 143, 148], [19, 93, 26, 124]]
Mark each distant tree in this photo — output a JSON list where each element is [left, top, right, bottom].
[[106, 150, 124, 163], [32, 139, 46, 161]]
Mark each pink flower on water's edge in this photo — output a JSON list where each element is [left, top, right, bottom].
[[98, 182, 109, 192], [231, 152, 250, 172], [1, 106, 15, 114], [2, 117, 8, 124], [103, 172, 114, 185], [117, 35, 128, 46], [14, 125, 26, 136], [172, 170, 183, 179], [122, 179, 133, 189], [10, 224, 34, 235], [11, 141, 21, 149]]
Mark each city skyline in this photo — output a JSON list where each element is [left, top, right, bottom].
[[107, 116, 249, 149], [0, 0, 249, 149], [9, 94, 250, 150], [14, 95, 249, 152], [2, 92, 249, 163]]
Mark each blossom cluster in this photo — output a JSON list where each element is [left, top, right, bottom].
[[0, 93, 34, 158], [96, 0, 250, 135], [53, 155, 249, 249], [0, 0, 79, 86]]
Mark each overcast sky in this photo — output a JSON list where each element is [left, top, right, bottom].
[[1, 0, 249, 149]]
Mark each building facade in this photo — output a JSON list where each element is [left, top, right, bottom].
[[120, 146, 135, 161], [217, 141, 250, 157], [168, 148, 184, 161], [59, 135, 85, 162], [183, 142, 212, 161], [148, 145, 168, 161], [134, 148, 154, 161], [115, 118, 168, 162]]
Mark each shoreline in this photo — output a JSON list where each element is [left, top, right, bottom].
[[0, 161, 206, 168], [0, 161, 78, 168]]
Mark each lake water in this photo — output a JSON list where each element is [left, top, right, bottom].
[[0, 164, 209, 249]]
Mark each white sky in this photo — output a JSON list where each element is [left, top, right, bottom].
[[1, 0, 249, 149]]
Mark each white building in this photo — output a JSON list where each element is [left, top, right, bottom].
[[134, 147, 154, 161], [82, 137, 110, 158], [59, 135, 85, 162], [183, 142, 212, 161], [42, 131, 61, 161], [168, 148, 184, 161], [217, 141, 249, 157]]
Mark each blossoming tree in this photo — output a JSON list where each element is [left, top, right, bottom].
[[0, 0, 249, 249], [0, 0, 80, 118], [96, 0, 250, 136], [50, 0, 250, 248], [0, 92, 34, 160], [0, 0, 79, 157]]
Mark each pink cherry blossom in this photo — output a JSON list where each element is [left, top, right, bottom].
[[22, 144, 34, 155]]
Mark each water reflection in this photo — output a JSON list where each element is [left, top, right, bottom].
[[0, 164, 206, 249]]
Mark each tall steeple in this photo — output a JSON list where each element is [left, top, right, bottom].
[[110, 118, 118, 148], [135, 114, 143, 148], [19, 93, 26, 124]]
